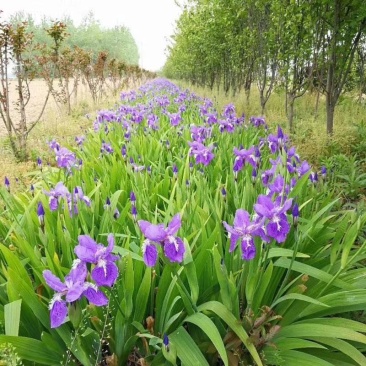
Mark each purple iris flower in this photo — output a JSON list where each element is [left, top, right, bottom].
[[131, 110, 144, 124], [252, 169, 258, 183], [37, 202, 45, 227], [223, 209, 263, 260], [131, 205, 138, 220], [121, 145, 127, 159], [236, 114, 245, 125], [261, 158, 281, 186], [254, 195, 293, 243], [267, 134, 280, 154], [298, 161, 311, 177], [223, 103, 236, 118], [101, 142, 114, 154], [4, 176, 10, 191], [188, 141, 215, 166], [104, 197, 111, 210], [74, 234, 119, 287], [287, 146, 301, 163], [310, 171, 318, 183], [113, 208, 120, 220], [124, 130, 131, 141], [292, 203, 299, 226], [75, 135, 85, 146], [267, 175, 289, 198], [131, 163, 145, 173], [130, 191, 136, 205], [147, 114, 159, 130], [69, 187, 90, 215], [156, 95, 170, 107], [48, 139, 60, 150], [206, 113, 217, 125], [179, 104, 186, 113], [138, 214, 185, 266], [219, 119, 235, 133], [250, 116, 267, 127], [233, 146, 258, 174], [321, 166, 327, 178], [173, 164, 178, 177], [44, 182, 70, 211], [73, 187, 91, 207], [276, 126, 288, 149], [287, 160, 297, 174], [163, 334, 170, 350], [43, 259, 108, 328], [55, 147, 76, 170], [190, 126, 212, 143], [168, 112, 181, 126]]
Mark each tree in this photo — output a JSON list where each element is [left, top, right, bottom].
[[275, 0, 314, 132], [312, 0, 366, 134], [0, 14, 49, 160]]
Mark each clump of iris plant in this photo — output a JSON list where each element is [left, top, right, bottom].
[[43, 259, 108, 328], [167, 111, 182, 127], [138, 214, 185, 267], [224, 191, 294, 260], [43, 182, 91, 216], [223, 209, 265, 260], [233, 146, 259, 180], [101, 141, 114, 154], [253, 194, 293, 243], [74, 234, 119, 287], [43, 234, 119, 328], [188, 141, 215, 166], [75, 135, 85, 147], [54, 147, 77, 171]]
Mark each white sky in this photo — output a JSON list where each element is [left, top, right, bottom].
[[1, 0, 182, 71]]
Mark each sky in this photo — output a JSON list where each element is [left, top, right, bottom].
[[1, 0, 183, 71]]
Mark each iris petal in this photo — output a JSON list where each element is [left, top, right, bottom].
[[50, 299, 68, 328]]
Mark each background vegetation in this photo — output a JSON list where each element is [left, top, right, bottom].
[[0, 10, 154, 161], [1, 2, 366, 364], [164, 0, 366, 135], [9, 11, 139, 66], [1, 79, 366, 366]]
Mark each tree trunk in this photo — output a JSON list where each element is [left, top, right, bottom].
[[326, 94, 335, 135], [16, 58, 28, 160], [288, 94, 295, 134]]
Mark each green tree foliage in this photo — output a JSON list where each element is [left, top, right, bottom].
[[166, 0, 366, 134], [9, 11, 139, 65]]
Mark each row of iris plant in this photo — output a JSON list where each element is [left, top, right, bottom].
[[1, 79, 366, 366]]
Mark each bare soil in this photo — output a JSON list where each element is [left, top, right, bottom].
[[0, 78, 90, 137]]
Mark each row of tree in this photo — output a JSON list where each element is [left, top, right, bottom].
[[9, 11, 139, 66], [164, 0, 366, 134], [0, 11, 155, 160]]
